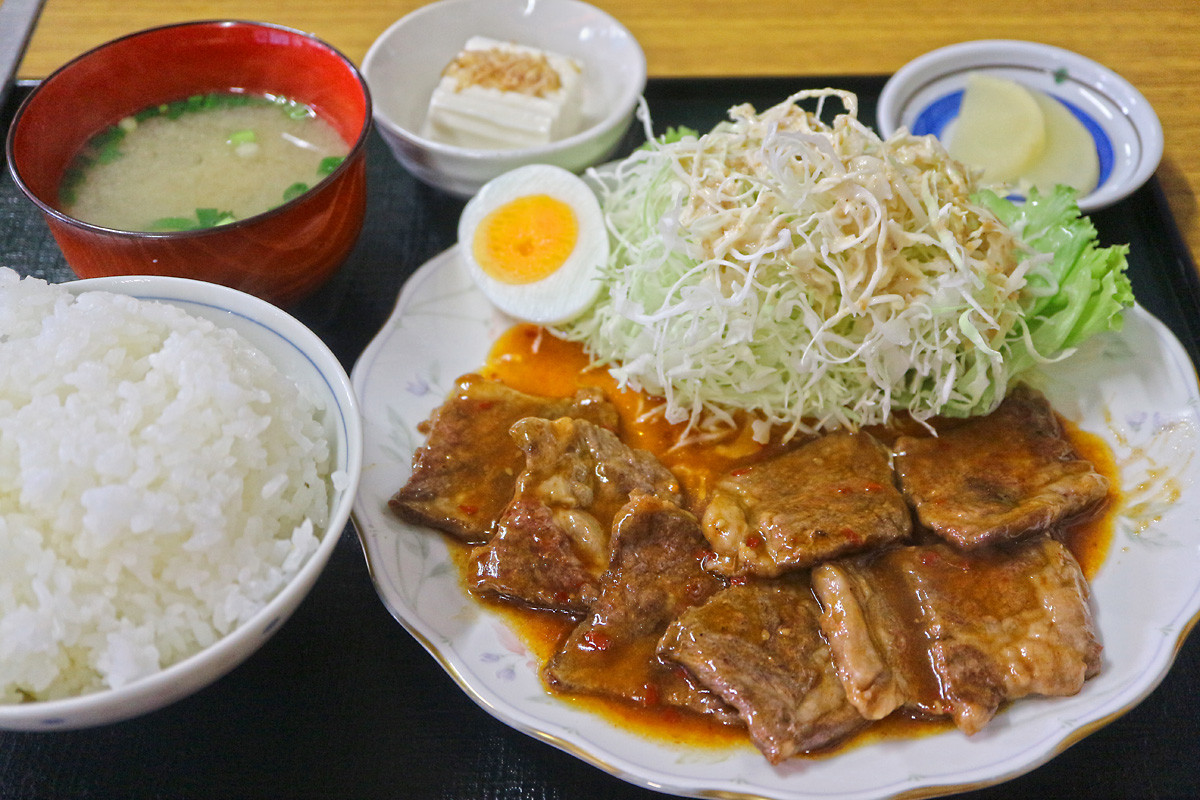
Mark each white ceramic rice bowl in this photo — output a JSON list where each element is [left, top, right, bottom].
[[362, 0, 646, 197], [0, 274, 362, 731]]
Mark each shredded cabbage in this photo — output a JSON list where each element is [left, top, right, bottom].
[[557, 89, 1130, 439]]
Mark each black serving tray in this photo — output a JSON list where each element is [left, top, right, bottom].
[[2, 76, 1199, 800]]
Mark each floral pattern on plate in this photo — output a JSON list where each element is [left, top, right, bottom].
[[351, 245, 1200, 800]]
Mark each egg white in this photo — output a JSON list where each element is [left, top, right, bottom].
[[457, 163, 608, 325]]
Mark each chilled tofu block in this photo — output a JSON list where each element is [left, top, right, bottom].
[[424, 36, 583, 149]]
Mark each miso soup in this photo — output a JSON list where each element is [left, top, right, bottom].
[[60, 92, 350, 232]]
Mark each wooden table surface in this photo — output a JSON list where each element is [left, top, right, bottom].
[[15, 0, 1200, 269]]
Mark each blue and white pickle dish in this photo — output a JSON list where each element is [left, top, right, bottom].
[[876, 39, 1163, 212]]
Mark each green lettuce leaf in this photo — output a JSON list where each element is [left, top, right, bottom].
[[976, 186, 1134, 372], [638, 125, 700, 151]]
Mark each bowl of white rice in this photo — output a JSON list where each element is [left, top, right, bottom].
[[0, 268, 362, 730]]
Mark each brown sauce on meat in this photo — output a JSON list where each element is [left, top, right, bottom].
[[481, 324, 763, 512], [459, 323, 1119, 754], [455, 525, 955, 754], [446, 543, 748, 750]]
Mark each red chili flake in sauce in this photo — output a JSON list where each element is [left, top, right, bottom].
[[477, 400, 496, 411], [579, 630, 612, 651], [458, 504, 479, 516], [730, 575, 749, 586], [839, 527, 862, 545], [730, 467, 753, 477], [637, 682, 661, 707], [746, 532, 764, 548], [658, 707, 682, 724], [837, 481, 885, 495]]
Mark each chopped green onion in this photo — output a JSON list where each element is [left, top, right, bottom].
[[90, 126, 124, 148], [59, 167, 84, 205], [90, 126, 127, 164], [95, 146, 124, 165], [284, 102, 313, 121], [227, 129, 257, 146], [195, 208, 236, 227], [317, 156, 344, 176], [282, 182, 309, 203], [148, 217, 199, 232], [148, 209, 237, 231]]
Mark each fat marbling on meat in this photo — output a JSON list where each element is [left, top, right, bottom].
[[893, 385, 1109, 549], [812, 536, 1102, 734], [470, 416, 682, 613]]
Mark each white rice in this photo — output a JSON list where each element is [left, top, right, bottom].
[[0, 268, 331, 701]]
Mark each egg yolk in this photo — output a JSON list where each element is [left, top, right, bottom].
[[472, 194, 579, 284]]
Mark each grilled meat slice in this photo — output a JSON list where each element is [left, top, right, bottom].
[[544, 492, 735, 722], [813, 537, 1102, 734], [658, 578, 867, 762], [389, 373, 618, 543], [701, 432, 911, 577], [893, 385, 1109, 549], [470, 416, 681, 613]]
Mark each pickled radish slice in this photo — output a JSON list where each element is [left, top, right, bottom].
[[948, 74, 1046, 184], [1022, 90, 1100, 193]]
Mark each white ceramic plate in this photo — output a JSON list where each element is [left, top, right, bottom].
[[876, 40, 1163, 213], [351, 247, 1200, 799]]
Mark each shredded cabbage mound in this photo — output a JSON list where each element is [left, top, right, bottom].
[[557, 89, 1129, 440]]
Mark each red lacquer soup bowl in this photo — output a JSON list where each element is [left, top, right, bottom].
[[5, 20, 372, 307]]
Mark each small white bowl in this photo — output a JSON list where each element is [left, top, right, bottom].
[[362, 0, 646, 198], [877, 40, 1163, 212], [0, 275, 363, 730]]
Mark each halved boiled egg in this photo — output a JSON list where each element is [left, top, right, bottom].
[[458, 163, 608, 325]]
